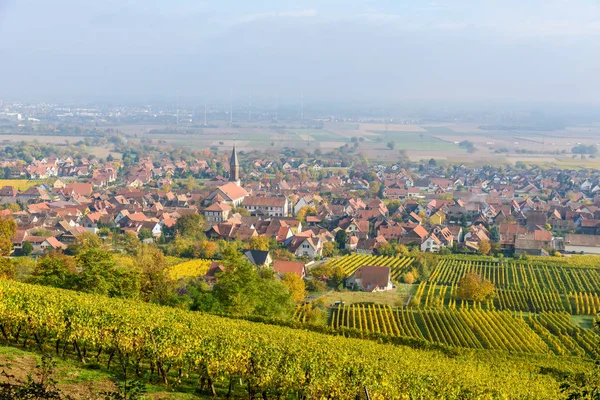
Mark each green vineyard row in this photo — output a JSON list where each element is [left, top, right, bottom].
[[330, 304, 600, 358], [325, 254, 414, 280], [429, 259, 600, 293], [412, 282, 600, 315]]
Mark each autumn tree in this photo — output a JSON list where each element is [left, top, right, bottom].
[[0, 258, 14, 279], [457, 273, 495, 302], [271, 248, 295, 261], [309, 263, 346, 288], [296, 206, 317, 223], [247, 236, 273, 251], [66, 232, 103, 255], [322, 241, 339, 258], [402, 271, 417, 284], [0, 216, 16, 256], [282, 273, 306, 303], [134, 245, 172, 305], [194, 240, 219, 259], [478, 239, 491, 256]]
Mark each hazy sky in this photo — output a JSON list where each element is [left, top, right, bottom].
[[1, 0, 600, 104]]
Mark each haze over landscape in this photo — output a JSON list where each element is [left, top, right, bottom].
[[1, 0, 600, 104], [1, 2, 600, 399]]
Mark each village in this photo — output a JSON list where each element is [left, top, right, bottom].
[[0, 143, 598, 275]]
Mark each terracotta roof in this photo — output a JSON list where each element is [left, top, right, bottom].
[[565, 234, 600, 247], [205, 202, 232, 212], [411, 225, 428, 239], [218, 182, 249, 200], [351, 266, 391, 292], [273, 260, 305, 277], [243, 196, 286, 207], [65, 182, 93, 197], [44, 236, 67, 250]]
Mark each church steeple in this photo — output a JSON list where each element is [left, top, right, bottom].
[[229, 144, 240, 186]]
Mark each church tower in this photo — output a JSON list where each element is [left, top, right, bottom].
[[229, 144, 240, 186]]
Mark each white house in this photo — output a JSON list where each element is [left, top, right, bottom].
[[291, 236, 323, 259], [242, 196, 288, 217]]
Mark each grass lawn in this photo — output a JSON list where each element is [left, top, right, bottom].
[[570, 315, 595, 329], [320, 287, 415, 307]]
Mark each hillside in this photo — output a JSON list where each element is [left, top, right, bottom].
[[0, 279, 594, 399]]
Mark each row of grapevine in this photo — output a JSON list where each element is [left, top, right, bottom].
[[325, 254, 414, 279], [429, 259, 600, 293], [528, 312, 600, 358], [0, 280, 565, 399], [570, 292, 600, 315], [331, 304, 597, 356], [495, 289, 569, 313]]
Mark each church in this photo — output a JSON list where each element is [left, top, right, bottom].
[[202, 145, 248, 207], [228, 144, 240, 186]]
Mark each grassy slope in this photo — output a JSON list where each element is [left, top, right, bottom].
[[0, 346, 218, 399]]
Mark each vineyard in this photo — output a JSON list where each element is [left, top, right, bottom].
[[324, 254, 414, 280], [311, 254, 600, 361], [168, 258, 212, 280], [422, 258, 600, 313], [330, 304, 600, 358], [0, 279, 578, 399]]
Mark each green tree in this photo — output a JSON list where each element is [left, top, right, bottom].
[[75, 248, 116, 295], [387, 141, 396, 150], [309, 263, 346, 288], [122, 232, 141, 255], [387, 200, 401, 214], [21, 241, 33, 256], [174, 213, 206, 240], [335, 230, 347, 250], [138, 228, 153, 241], [213, 248, 294, 318], [489, 225, 500, 243], [31, 252, 77, 289]]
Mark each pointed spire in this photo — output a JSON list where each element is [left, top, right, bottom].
[[229, 143, 240, 185], [230, 143, 239, 167]]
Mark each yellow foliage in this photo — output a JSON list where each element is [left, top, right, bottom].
[[113, 254, 135, 268], [169, 259, 212, 280], [0, 180, 43, 190]]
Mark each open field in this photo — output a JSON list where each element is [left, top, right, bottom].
[[321, 289, 413, 307], [134, 121, 600, 164], [0, 134, 87, 143], [0, 179, 44, 190], [7, 120, 600, 166]]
